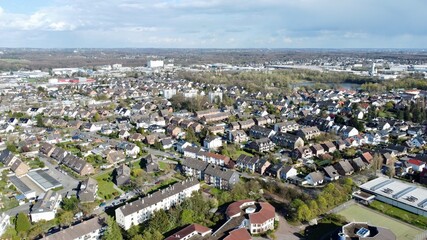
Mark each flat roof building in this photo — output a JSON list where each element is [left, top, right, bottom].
[[360, 176, 427, 216], [27, 170, 62, 192]]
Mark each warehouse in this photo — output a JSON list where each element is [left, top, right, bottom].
[[359, 176, 427, 217]]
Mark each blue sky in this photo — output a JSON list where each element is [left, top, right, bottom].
[[0, 0, 425, 48]]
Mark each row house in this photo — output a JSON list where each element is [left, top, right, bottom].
[[203, 165, 240, 190], [271, 132, 304, 149], [236, 155, 260, 173], [249, 125, 276, 139], [115, 179, 200, 230], [246, 138, 275, 153], [238, 119, 256, 130], [297, 126, 321, 140], [228, 130, 249, 143], [201, 112, 230, 123], [274, 120, 300, 133]]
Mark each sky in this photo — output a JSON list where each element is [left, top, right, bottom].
[[0, 0, 425, 48]]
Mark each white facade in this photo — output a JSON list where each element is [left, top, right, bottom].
[[30, 191, 62, 222], [163, 89, 177, 99], [148, 60, 164, 68], [116, 179, 200, 230], [0, 213, 10, 237], [203, 137, 223, 150], [250, 218, 275, 234]]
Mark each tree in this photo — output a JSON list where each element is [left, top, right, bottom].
[[308, 200, 319, 216], [372, 153, 383, 176], [103, 216, 123, 240], [180, 209, 194, 225], [61, 196, 79, 212], [149, 209, 170, 233], [185, 128, 198, 144], [296, 203, 312, 222], [316, 195, 328, 212], [58, 211, 74, 226], [6, 142, 17, 153], [15, 212, 31, 233], [92, 112, 101, 122]]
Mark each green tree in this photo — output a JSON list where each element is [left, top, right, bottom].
[[296, 203, 312, 222], [92, 112, 101, 122], [103, 216, 123, 240], [61, 196, 79, 212], [15, 212, 31, 233], [6, 142, 17, 153], [149, 209, 170, 233], [58, 211, 74, 226], [180, 209, 194, 225], [185, 128, 198, 144]]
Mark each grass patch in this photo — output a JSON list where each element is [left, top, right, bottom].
[[94, 171, 119, 200], [338, 204, 423, 240], [369, 200, 427, 229], [231, 150, 253, 160], [158, 161, 168, 170]]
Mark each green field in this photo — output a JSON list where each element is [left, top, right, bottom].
[[338, 204, 423, 240]]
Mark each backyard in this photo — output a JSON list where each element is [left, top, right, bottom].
[[338, 204, 424, 240], [94, 171, 120, 200]]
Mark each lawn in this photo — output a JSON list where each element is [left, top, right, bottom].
[[231, 150, 253, 160], [94, 171, 119, 200], [369, 200, 427, 229], [148, 178, 178, 194], [338, 204, 423, 240]]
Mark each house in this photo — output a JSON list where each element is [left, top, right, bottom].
[[30, 190, 62, 222], [293, 146, 313, 159], [305, 171, 325, 186], [183, 146, 201, 159], [334, 160, 355, 176], [334, 140, 347, 151], [274, 120, 300, 133], [161, 138, 174, 149], [236, 155, 260, 173], [271, 132, 304, 149], [165, 224, 212, 240], [249, 125, 276, 139], [143, 154, 159, 173], [323, 166, 339, 181], [228, 130, 249, 143], [115, 179, 200, 230], [297, 126, 321, 140], [203, 135, 223, 150], [181, 158, 209, 179], [351, 157, 367, 171], [10, 159, 30, 177], [62, 154, 95, 176], [198, 151, 231, 167], [255, 159, 271, 175], [118, 130, 130, 139], [361, 152, 373, 165], [280, 166, 298, 180], [265, 163, 283, 178], [204, 165, 240, 190], [246, 138, 275, 153], [78, 178, 98, 203], [223, 228, 252, 240], [341, 126, 359, 138], [321, 142, 336, 153], [115, 164, 131, 186], [105, 150, 126, 165], [225, 200, 275, 235], [42, 217, 105, 240], [238, 119, 256, 130], [166, 124, 182, 138], [310, 144, 325, 157], [407, 159, 426, 172]]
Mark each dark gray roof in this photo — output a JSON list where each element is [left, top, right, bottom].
[[323, 166, 339, 178], [181, 158, 209, 171], [42, 217, 105, 240], [204, 165, 239, 181], [10, 176, 33, 194], [117, 178, 199, 217], [236, 155, 259, 166]]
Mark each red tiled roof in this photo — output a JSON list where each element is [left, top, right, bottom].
[[165, 224, 211, 240], [249, 202, 275, 224], [223, 228, 252, 240], [362, 152, 373, 161], [226, 200, 255, 218], [408, 159, 425, 166]]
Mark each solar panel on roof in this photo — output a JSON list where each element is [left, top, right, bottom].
[[393, 186, 417, 199], [370, 179, 393, 191], [418, 198, 427, 208]]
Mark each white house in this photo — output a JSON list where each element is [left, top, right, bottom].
[[407, 159, 426, 172], [203, 136, 223, 150], [341, 126, 359, 138], [115, 179, 200, 230], [30, 190, 62, 222], [42, 217, 105, 240], [280, 166, 298, 180], [304, 172, 324, 186]]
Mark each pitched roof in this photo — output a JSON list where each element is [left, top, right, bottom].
[[42, 217, 105, 240], [165, 224, 212, 240]]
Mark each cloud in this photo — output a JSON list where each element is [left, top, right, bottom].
[[0, 0, 426, 48]]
